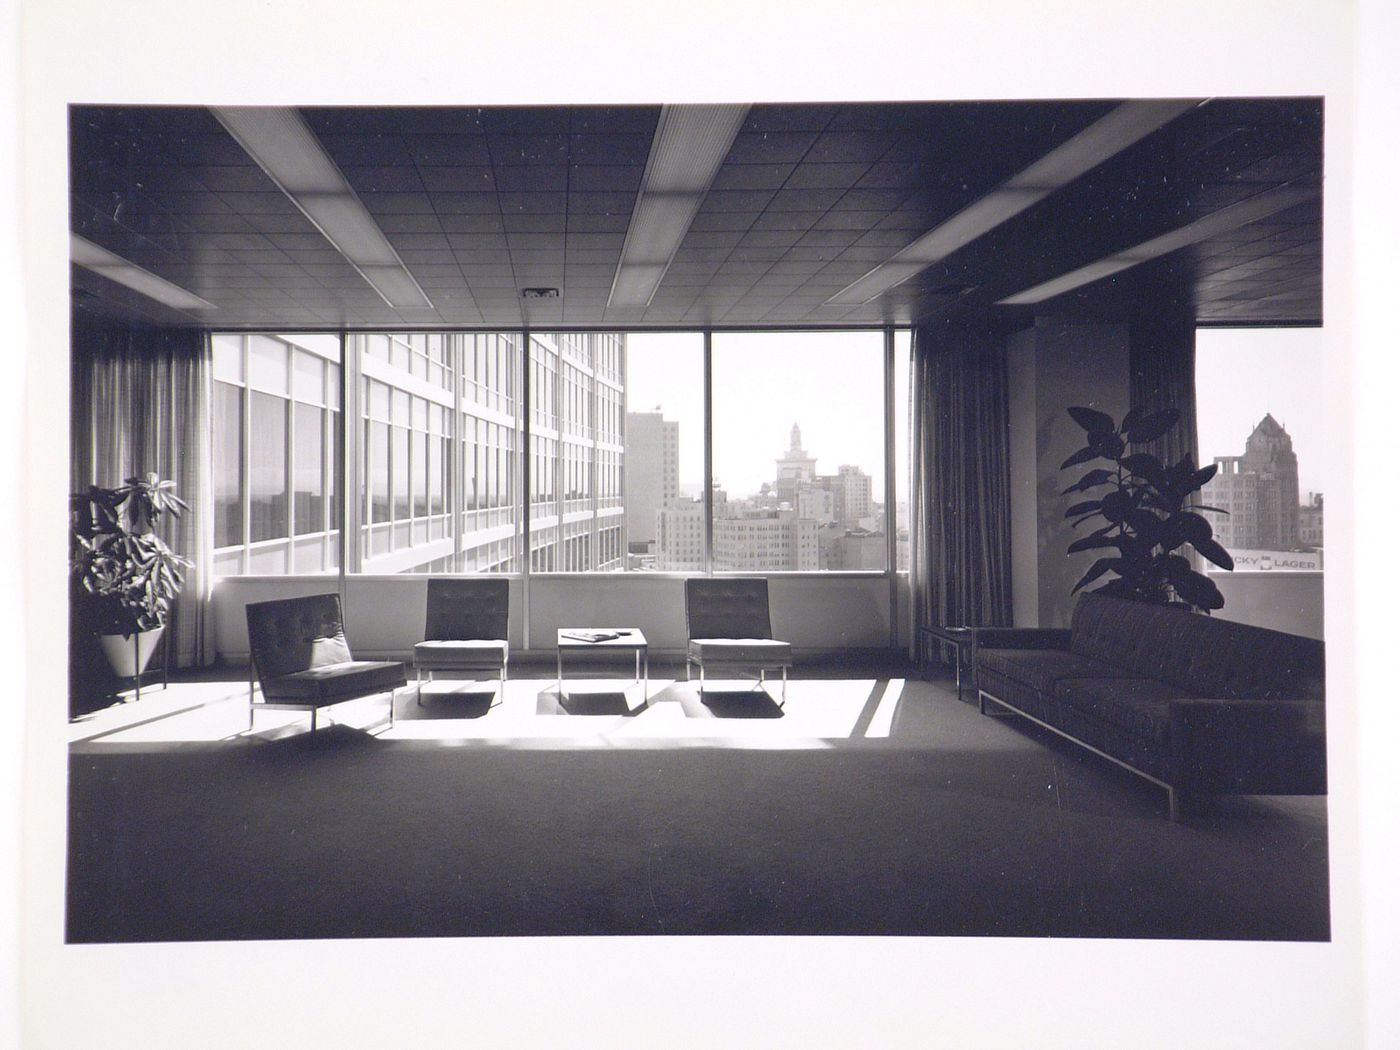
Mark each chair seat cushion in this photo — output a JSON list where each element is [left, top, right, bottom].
[[413, 639, 509, 670], [263, 660, 407, 703], [688, 638, 793, 666]]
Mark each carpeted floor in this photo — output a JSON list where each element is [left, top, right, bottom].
[[65, 673, 1330, 943]]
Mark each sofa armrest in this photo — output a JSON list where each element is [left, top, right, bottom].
[[1169, 698, 1327, 795], [973, 628, 1072, 651]]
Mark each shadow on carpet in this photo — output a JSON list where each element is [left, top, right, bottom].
[[65, 733, 1331, 945]]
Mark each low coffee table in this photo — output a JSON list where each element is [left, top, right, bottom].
[[556, 628, 649, 703]]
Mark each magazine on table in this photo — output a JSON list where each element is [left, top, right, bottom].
[[560, 630, 623, 643]]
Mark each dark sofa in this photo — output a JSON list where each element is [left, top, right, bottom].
[[973, 592, 1326, 820]]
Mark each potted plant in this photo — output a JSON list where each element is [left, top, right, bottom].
[[1060, 405, 1233, 612], [70, 472, 191, 679]]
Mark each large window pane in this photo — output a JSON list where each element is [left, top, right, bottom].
[[248, 392, 288, 543], [293, 401, 324, 535], [528, 332, 628, 572], [626, 333, 703, 573], [1195, 327, 1325, 635], [210, 332, 341, 576], [710, 331, 887, 572], [213, 382, 243, 548], [369, 421, 390, 525], [392, 425, 409, 520], [1196, 328, 1325, 570], [894, 329, 911, 573], [353, 330, 517, 574]]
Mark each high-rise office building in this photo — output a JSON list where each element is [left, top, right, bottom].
[[212, 330, 627, 576], [815, 464, 874, 529], [774, 423, 817, 504], [1202, 413, 1302, 551], [624, 411, 679, 554]]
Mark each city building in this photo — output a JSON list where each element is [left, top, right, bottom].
[[654, 496, 707, 572], [1299, 492, 1325, 549], [1202, 413, 1302, 551], [714, 508, 820, 572], [213, 330, 626, 576], [816, 464, 875, 529], [623, 411, 679, 554], [774, 423, 817, 504]]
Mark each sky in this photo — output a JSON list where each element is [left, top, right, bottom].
[[626, 330, 895, 498], [1195, 327, 1327, 497]]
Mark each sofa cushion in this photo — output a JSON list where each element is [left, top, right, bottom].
[[1069, 595, 1199, 681], [1049, 700, 1173, 781], [978, 647, 1144, 698], [264, 660, 407, 703], [688, 639, 793, 666], [1052, 676, 1196, 751], [1070, 593, 1325, 701]]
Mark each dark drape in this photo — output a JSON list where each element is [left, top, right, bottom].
[[909, 321, 1013, 657], [1129, 308, 1199, 470], [70, 314, 213, 669]]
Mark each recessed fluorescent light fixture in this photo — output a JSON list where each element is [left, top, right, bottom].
[[827, 99, 1204, 306], [996, 182, 1317, 305], [212, 106, 432, 310], [70, 234, 216, 311], [608, 104, 750, 309]]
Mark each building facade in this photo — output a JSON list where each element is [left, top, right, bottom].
[[624, 411, 679, 554], [212, 330, 626, 577], [1202, 413, 1301, 552]]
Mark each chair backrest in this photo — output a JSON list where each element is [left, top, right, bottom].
[[685, 578, 774, 640], [245, 593, 354, 687], [424, 577, 510, 641]]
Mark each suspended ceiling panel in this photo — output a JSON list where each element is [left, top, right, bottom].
[[69, 99, 1322, 330]]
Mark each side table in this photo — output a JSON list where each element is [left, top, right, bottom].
[[556, 628, 649, 703], [918, 625, 978, 703]]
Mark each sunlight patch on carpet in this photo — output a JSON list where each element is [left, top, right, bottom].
[[72, 677, 891, 750]]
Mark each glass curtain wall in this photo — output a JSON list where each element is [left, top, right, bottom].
[[211, 327, 905, 578]]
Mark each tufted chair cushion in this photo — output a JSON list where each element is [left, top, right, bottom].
[[685, 578, 775, 641], [424, 577, 510, 641], [247, 593, 353, 682], [246, 593, 406, 703]]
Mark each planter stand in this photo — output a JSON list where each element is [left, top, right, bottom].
[[99, 627, 171, 703]]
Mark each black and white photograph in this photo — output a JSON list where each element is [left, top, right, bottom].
[[9, 0, 1400, 1047]]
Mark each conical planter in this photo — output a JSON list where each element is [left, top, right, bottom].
[[98, 626, 165, 680]]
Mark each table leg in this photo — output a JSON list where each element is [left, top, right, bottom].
[[557, 646, 564, 699]]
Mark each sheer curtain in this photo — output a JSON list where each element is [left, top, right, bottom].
[[70, 315, 214, 667], [909, 321, 1013, 658]]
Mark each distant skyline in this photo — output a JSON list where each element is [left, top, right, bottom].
[[625, 326, 1324, 504], [627, 330, 893, 498], [1195, 327, 1327, 498]]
